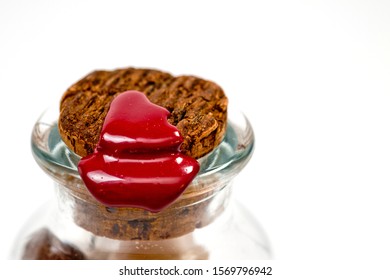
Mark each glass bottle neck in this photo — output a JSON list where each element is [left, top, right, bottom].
[[54, 177, 234, 241], [31, 106, 254, 242]]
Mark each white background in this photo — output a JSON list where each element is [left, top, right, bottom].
[[1, 0, 390, 277]]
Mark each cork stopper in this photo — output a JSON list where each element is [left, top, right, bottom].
[[58, 67, 228, 159], [54, 171, 229, 240]]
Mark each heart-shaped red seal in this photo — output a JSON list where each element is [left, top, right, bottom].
[[78, 91, 200, 212]]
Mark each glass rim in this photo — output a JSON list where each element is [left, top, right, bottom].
[[31, 106, 255, 192]]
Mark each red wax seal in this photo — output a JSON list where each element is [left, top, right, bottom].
[[78, 91, 200, 212]]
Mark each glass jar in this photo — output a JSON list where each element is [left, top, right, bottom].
[[10, 107, 271, 260]]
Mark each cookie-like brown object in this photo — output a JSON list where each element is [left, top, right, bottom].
[[59, 67, 228, 159], [22, 228, 85, 260]]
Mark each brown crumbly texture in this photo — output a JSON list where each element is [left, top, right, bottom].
[[72, 184, 219, 241], [59, 67, 228, 159], [54, 174, 223, 242]]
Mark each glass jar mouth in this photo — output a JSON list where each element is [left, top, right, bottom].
[[31, 106, 255, 195]]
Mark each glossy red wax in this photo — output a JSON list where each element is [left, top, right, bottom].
[[78, 90, 200, 212], [97, 91, 183, 154]]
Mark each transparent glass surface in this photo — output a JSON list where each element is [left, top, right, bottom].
[[10, 107, 272, 260]]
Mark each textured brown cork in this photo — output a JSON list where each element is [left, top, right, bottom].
[[58, 67, 228, 159], [69, 179, 220, 241]]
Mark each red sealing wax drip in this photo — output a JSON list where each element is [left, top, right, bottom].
[[78, 90, 200, 212]]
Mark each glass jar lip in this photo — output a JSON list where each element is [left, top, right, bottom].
[[31, 105, 255, 188]]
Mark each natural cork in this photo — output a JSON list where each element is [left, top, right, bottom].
[[58, 67, 228, 159]]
